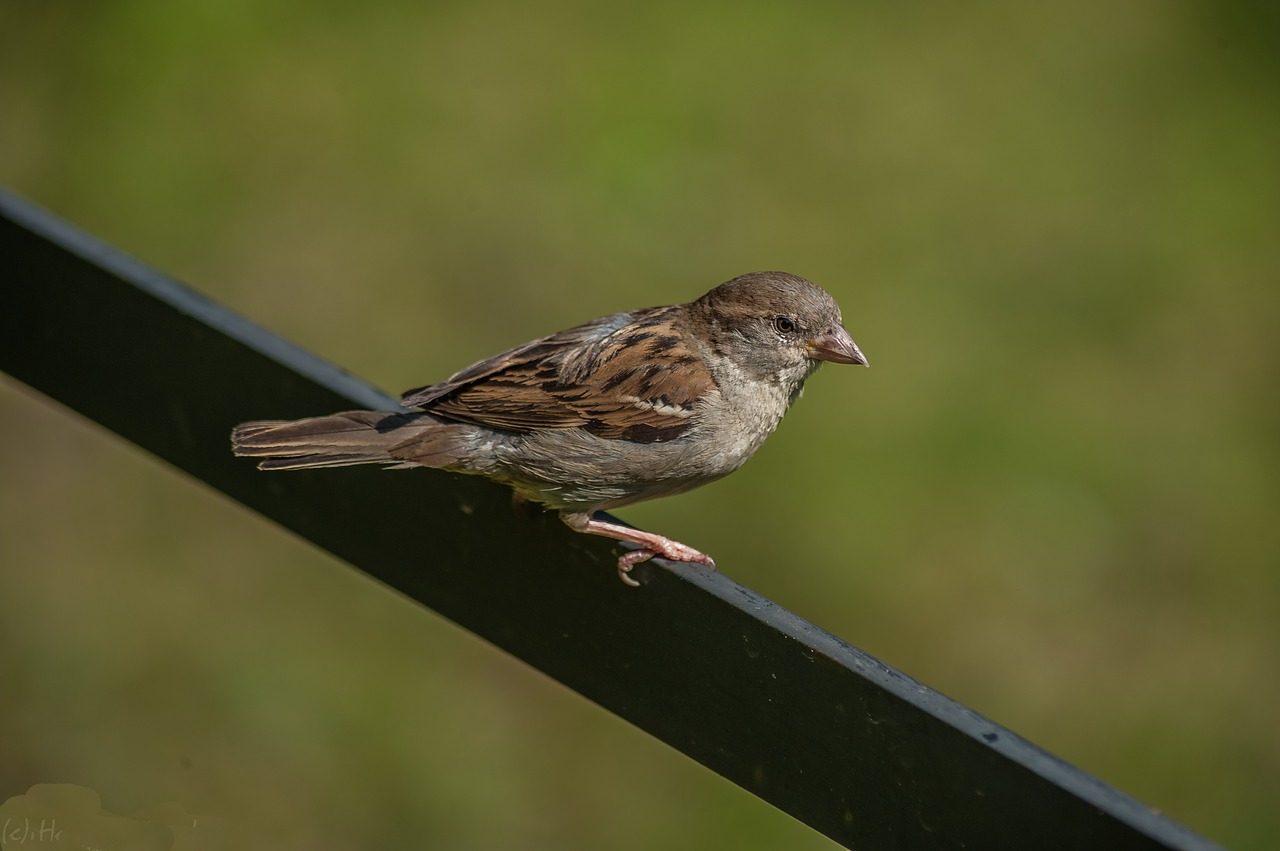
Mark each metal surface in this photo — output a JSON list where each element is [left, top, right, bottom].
[[0, 188, 1225, 851]]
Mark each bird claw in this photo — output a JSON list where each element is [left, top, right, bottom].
[[617, 552, 647, 587], [560, 510, 716, 587], [616, 544, 716, 587]]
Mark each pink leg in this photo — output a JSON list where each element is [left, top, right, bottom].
[[561, 511, 716, 587]]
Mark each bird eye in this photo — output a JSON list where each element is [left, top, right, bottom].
[[773, 315, 797, 335]]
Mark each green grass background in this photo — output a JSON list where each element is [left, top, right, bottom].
[[2, 2, 1278, 848]]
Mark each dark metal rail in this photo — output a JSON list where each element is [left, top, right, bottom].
[[0, 188, 1225, 851]]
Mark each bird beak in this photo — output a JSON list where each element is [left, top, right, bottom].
[[808, 326, 868, 366]]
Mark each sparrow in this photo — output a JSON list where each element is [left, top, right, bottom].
[[231, 271, 867, 585]]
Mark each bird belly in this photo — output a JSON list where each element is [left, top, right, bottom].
[[485, 391, 794, 512], [478, 427, 740, 512]]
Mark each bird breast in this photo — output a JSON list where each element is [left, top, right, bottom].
[[693, 353, 816, 470]]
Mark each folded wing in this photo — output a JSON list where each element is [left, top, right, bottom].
[[400, 307, 716, 443]]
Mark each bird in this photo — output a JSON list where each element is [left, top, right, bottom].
[[231, 271, 867, 586]]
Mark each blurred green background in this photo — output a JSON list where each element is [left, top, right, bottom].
[[2, 1, 1278, 848]]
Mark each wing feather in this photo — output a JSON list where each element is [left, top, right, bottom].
[[400, 307, 715, 443]]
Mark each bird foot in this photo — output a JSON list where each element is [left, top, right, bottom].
[[616, 543, 715, 587], [561, 511, 716, 587]]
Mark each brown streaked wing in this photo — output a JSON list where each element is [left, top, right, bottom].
[[400, 306, 716, 442]]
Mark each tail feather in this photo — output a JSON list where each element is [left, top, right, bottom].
[[231, 411, 414, 470]]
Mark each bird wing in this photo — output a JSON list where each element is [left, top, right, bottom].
[[400, 306, 716, 443]]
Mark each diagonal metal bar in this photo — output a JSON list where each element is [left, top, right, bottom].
[[0, 188, 1225, 851]]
